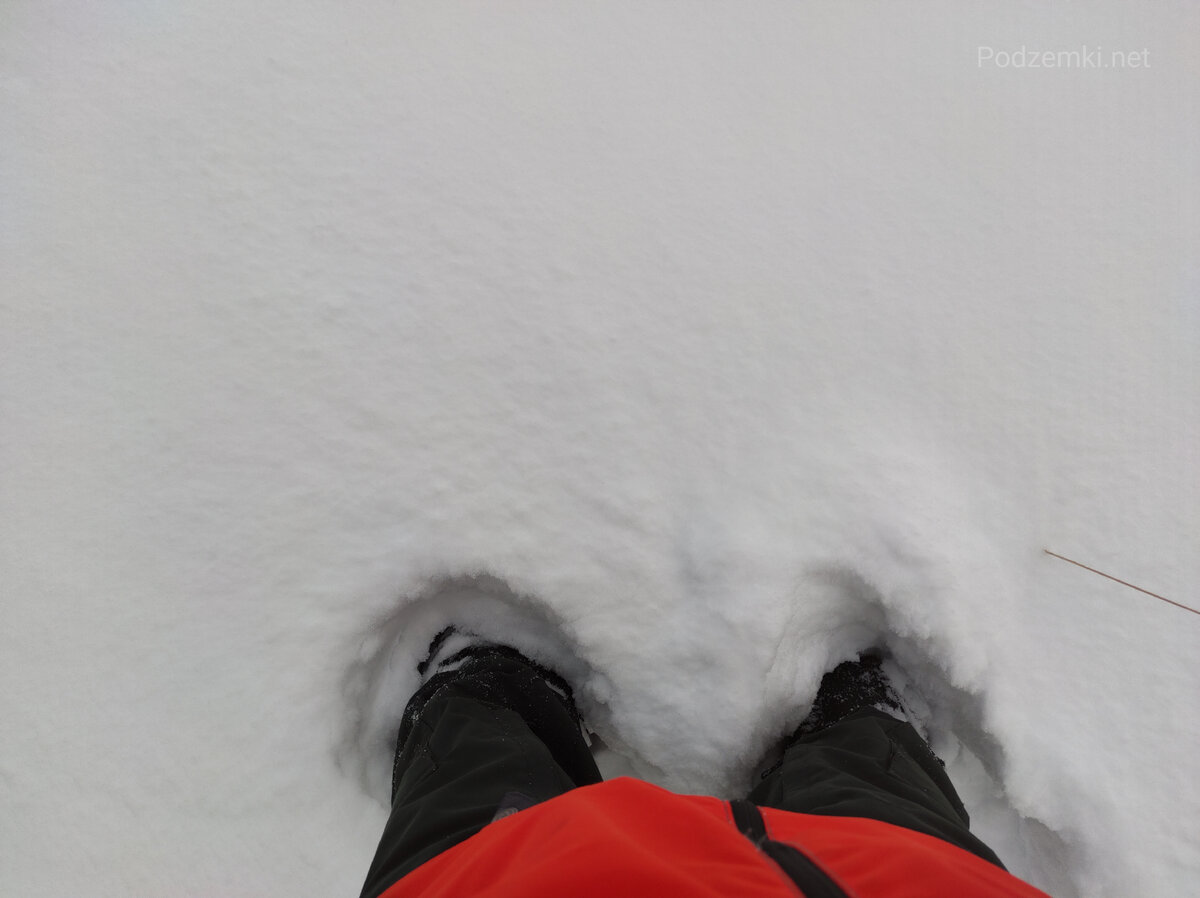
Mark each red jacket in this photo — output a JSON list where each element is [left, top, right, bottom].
[[383, 776, 1051, 897]]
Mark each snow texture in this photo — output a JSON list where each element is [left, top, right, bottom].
[[3, 3, 1198, 897]]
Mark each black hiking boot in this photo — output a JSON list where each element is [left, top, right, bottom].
[[790, 650, 904, 741], [391, 627, 587, 799], [414, 626, 575, 703]]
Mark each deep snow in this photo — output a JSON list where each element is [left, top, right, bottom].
[[3, 3, 1198, 896]]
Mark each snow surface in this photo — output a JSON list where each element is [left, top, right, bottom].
[[3, 3, 1198, 896]]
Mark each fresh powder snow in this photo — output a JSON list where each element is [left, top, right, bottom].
[[3, 4, 1197, 897]]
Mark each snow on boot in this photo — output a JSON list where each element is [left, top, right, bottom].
[[790, 650, 906, 741], [415, 625, 483, 678], [414, 625, 574, 703]]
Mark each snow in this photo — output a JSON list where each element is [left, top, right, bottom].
[[3, 3, 1198, 896]]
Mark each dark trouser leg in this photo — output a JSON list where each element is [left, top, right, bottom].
[[749, 708, 1006, 869], [359, 653, 602, 898]]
